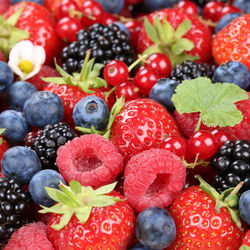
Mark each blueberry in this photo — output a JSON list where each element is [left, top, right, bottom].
[[233, 0, 250, 13], [212, 61, 250, 90], [215, 13, 242, 33], [10, 0, 44, 4], [0, 62, 14, 93], [6, 81, 37, 111], [129, 242, 155, 250], [144, 0, 179, 12], [0, 110, 30, 143], [149, 78, 180, 112], [1, 146, 41, 185], [29, 169, 65, 207], [24, 91, 64, 128], [239, 190, 250, 226], [114, 22, 131, 39], [136, 207, 176, 249], [73, 96, 110, 130], [95, 0, 124, 14]]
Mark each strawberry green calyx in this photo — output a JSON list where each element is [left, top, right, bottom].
[[0, 128, 6, 145], [42, 50, 107, 94], [0, 3, 30, 59], [239, 245, 250, 250], [39, 181, 122, 230], [143, 16, 199, 67], [76, 95, 125, 139], [172, 77, 248, 131], [196, 175, 243, 231]]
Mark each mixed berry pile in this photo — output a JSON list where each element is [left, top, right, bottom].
[[0, 0, 249, 249]]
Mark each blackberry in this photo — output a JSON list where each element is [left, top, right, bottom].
[[211, 140, 250, 195], [0, 177, 30, 248], [169, 60, 216, 82], [31, 122, 76, 170], [61, 23, 135, 74]]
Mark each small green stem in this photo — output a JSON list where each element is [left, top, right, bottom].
[[195, 113, 202, 132], [79, 50, 91, 81], [104, 86, 116, 102], [128, 54, 148, 72]]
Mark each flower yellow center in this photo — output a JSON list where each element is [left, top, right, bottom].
[[18, 60, 34, 74]]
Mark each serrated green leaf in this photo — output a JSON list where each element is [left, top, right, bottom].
[[52, 210, 74, 230], [153, 15, 168, 44], [6, 2, 25, 26], [41, 77, 67, 84], [162, 17, 175, 43], [144, 17, 160, 44], [174, 20, 192, 39], [171, 38, 194, 55], [94, 182, 117, 195], [75, 206, 92, 224], [69, 180, 82, 194]]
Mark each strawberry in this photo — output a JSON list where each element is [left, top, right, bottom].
[[40, 181, 135, 250], [173, 92, 250, 141], [169, 176, 245, 249], [212, 14, 250, 71], [0, 0, 9, 15], [4, 2, 62, 65], [110, 98, 182, 164], [137, 8, 212, 67], [240, 230, 250, 250]]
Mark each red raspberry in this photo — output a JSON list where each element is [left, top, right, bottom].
[[124, 148, 186, 212], [0, 0, 10, 15], [56, 134, 124, 187], [4, 222, 54, 250]]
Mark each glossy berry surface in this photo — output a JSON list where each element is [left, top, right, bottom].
[[174, 0, 199, 15], [0, 62, 14, 93], [210, 128, 231, 148], [95, 0, 124, 14], [239, 190, 250, 226], [58, 0, 80, 18], [115, 80, 142, 101], [202, 1, 225, 22], [136, 207, 176, 249]]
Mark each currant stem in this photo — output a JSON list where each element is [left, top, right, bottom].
[[195, 113, 202, 132], [128, 54, 148, 72], [79, 50, 91, 81]]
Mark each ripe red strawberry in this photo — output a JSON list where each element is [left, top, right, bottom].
[[124, 149, 186, 212], [212, 14, 250, 71], [137, 8, 212, 64], [173, 92, 250, 141], [41, 181, 135, 250], [4, 222, 54, 250], [240, 230, 250, 249], [0, 137, 9, 172], [169, 178, 245, 249], [110, 98, 182, 164], [0, 0, 9, 15], [5, 2, 62, 65]]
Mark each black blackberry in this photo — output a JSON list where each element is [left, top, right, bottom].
[[31, 122, 76, 170], [61, 23, 135, 74], [211, 140, 250, 195], [169, 60, 216, 82], [0, 177, 30, 247]]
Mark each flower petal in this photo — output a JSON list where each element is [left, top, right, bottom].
[[18, 40, 35, 60]]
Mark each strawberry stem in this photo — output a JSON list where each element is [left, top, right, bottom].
[[79, 49, 91, 81]]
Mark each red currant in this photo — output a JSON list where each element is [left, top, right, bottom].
[[58, 0, 80, 19], [56, 17, 83, 42], [104, 60, 129, 86], [187, 130, 217, 160], [146, 53, 172, 78], [174, 0, 199, 15], [217, 5, 242, 20], [210, 128, 231, 149], [101, 12, 119, 25], [115, 80, 142, 101], [202, 1, 225, 22], [80, 0, 104, 27], [134, 67, 159, 95], [159, 136, 187, 159]]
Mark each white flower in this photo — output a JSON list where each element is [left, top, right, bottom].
[[8, 40, 46, 80]]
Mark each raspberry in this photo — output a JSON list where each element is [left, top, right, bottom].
[[4, 222, 54, 250], [124, 148, 186, 212], [56, 134, 123, 187], [27, 65, 60, 91], [0, 0, 10, 15]]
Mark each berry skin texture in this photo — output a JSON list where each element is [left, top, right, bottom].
[[0, 110, 30, 143], [124, 149, 186, 212], [212, 61, 250, 90], [110, 98, 182, 163], [56, 134, 123, 187], [0, 62, 14, 93], [240, 230, 250, 249], [169, 185, 245, 249], [0, 0, 10, 15], [239, 190, 250, 226], [47, 191, 135, 250], [73, 96, 110, 130], [4, 222, 54, 250], [115, 81, 142, 102], [24, 91, 64, 128], [136, 207, 176, 249], [1, 146, 41, 185], [29, 169, 66, 207], [212, 14, 250, 71]]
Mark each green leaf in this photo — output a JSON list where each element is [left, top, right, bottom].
[[0, 128, 6, 135], [144, 17, 160, 44], [142, 44, 162, 58], [52, 210, 74, 230], [162, 17, 175, 43], [89, 63, 104, 79], [88, 195, 119, 207], [94, 182, 117, 195], [153, 15, 168, 44], [174, 20, 192, 39], [8, 27, 29, 48], [75, 206, 92, 224], [172, 77, 248, 128], [83, 58, 95, 80], [39, 203, 66, 214], [171, 38, 194, 55], [240, 245, 250, 250], [6, 2, 25, 26], [41, 77, 67, 84], [78, 81, 94, 94], [69, 180, 82, 194], [54, 59, 72, 78]]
